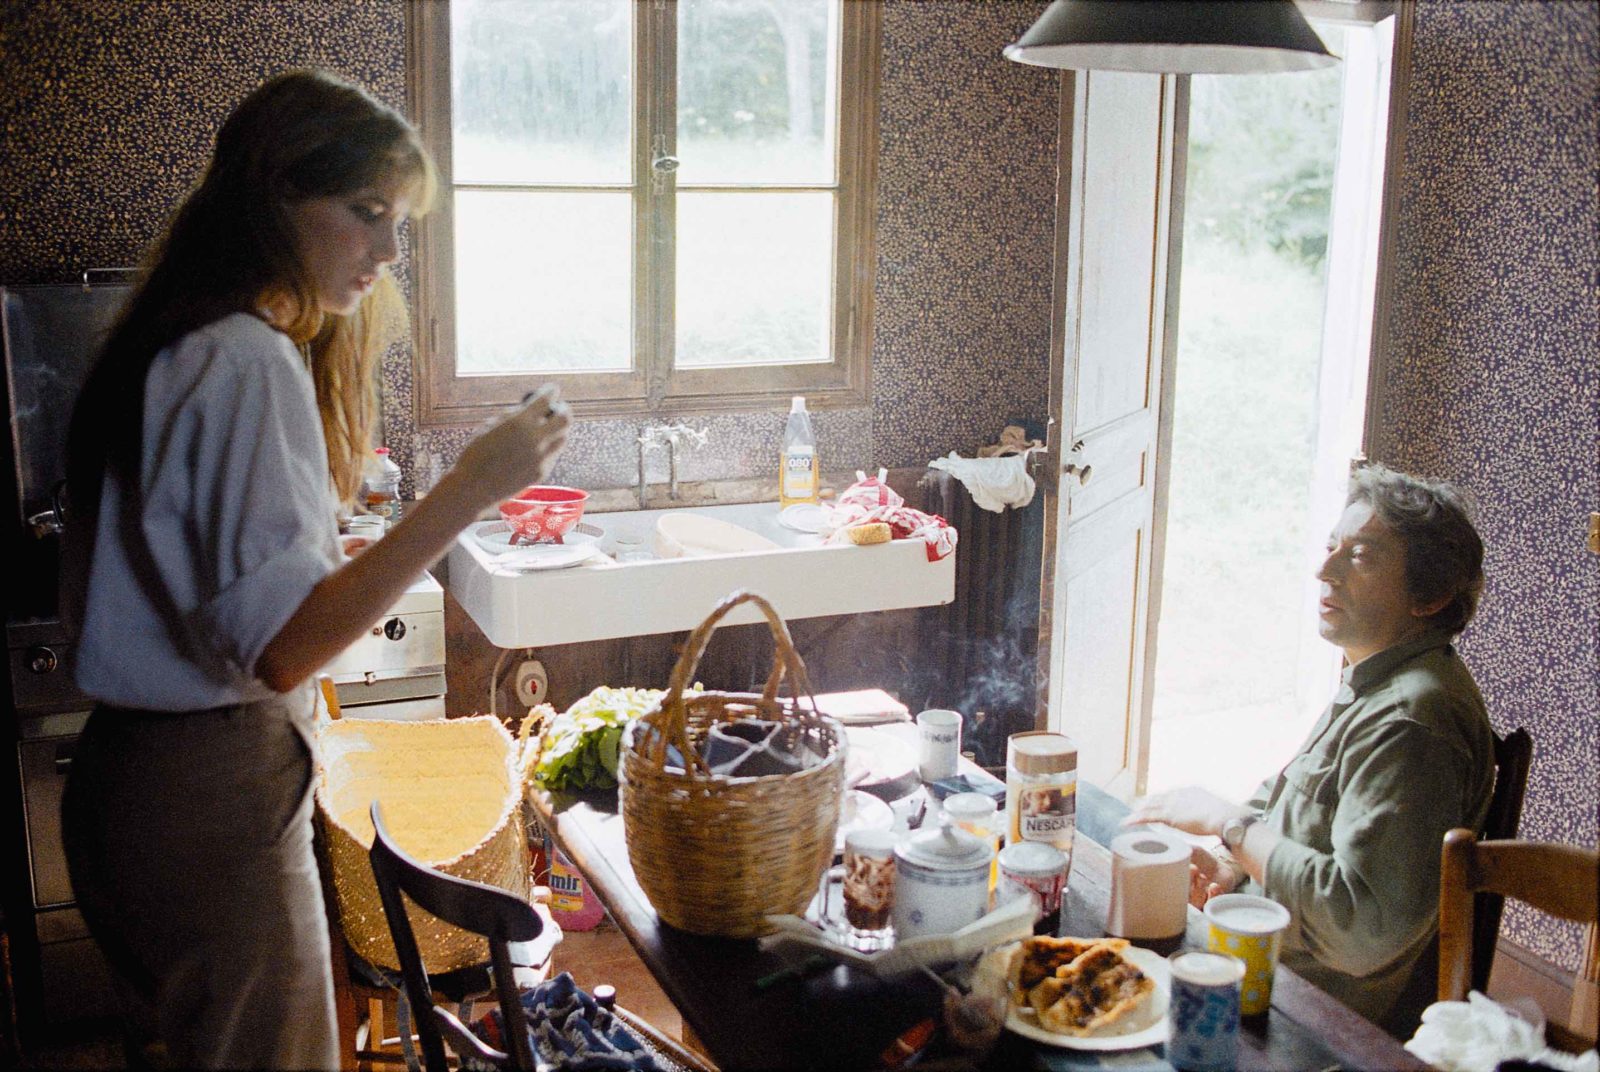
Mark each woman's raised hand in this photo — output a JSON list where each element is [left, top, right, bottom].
[[453, 385, 572, 509]]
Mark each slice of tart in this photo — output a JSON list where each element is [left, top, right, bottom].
[[1006, 935, 1129, 1005], [1032, 944, 1155, 1037]]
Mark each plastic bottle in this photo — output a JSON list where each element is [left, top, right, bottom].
[[545, 835, 605, 931], [362, 447, 403, 528], [779, 396, 819, 507]]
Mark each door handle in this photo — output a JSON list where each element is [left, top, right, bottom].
[[1063, 441, 1093, 485]]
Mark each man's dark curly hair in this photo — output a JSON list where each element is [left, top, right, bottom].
[[1347, 464, 1485, 635]]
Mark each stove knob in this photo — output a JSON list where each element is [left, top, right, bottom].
[[383, 617, 407, 641], [27, 646, 58, 674]]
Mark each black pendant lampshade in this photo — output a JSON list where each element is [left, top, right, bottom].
[[1004, 0, 1338, 75]]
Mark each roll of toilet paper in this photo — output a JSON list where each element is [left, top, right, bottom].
[[1106, 828, 1192, 939]]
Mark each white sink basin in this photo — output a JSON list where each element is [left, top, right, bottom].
[[447, 501, 955, 648]]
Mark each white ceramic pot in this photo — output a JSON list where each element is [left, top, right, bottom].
[[892, 821, 992, 939]]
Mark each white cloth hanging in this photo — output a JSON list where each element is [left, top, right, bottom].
[[927, 451, 1036, 512]]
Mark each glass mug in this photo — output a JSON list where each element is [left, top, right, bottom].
[[836, 829, 897, 951]]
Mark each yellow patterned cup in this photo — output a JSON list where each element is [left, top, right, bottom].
[[1204, 893, 1292, 1016]]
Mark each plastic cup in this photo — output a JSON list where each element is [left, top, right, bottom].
[[1203, 893, 1291, 1016], [1168, 951, 1245, 1071]]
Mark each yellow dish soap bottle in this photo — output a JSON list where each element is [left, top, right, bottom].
[[779, 396, 819, 507]]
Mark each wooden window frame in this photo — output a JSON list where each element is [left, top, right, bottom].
[[406, 0, 881, 425]]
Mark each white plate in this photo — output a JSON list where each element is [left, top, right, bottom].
[[473, 519, 603, 552], [473, 521, 606, 571], [997, 944, 1171, 1052], [834, 789, 896, 855], [842, 727, 920, 801], [778, 502, 829, 534]]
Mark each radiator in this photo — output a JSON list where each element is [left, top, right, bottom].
[[915, 469, 1044, 766]]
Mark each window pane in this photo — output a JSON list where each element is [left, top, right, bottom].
[[455, 191, 632, 374], [677, 0, 837, 184], [451, 0, 632, 184], [675, 192, 832, 367]]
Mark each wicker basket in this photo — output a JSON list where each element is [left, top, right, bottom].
[[316, 715, 530, 972], [619, 590, 846, 938]]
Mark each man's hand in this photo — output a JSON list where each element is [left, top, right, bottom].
[[1124, 786, 1251, 839], [1189, 846, 1243, 908]]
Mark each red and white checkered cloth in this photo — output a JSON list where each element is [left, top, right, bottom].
[[827, 474, 957, 562]]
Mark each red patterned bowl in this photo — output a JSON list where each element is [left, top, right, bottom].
[[498, 485, 589, 545]]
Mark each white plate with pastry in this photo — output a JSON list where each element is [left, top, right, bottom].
[[993, 938, 1170, 1051]]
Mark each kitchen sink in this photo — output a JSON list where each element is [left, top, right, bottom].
[[447, 500, 955, 648]]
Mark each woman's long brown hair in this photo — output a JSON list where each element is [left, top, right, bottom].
[[65, 69, 435, 553]]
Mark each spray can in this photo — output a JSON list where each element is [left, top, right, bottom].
[[779, 396, 819, 507]]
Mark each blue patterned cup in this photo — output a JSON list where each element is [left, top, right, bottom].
[[1168, 951, 1245, 1071]]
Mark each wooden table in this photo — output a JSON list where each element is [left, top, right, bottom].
[[533, 780, 1430, 1071]]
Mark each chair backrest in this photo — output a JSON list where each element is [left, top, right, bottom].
[[1471, 728, 1534, 992], [1438, 828, 1600, 1049], [368, 802, 542, 1072]]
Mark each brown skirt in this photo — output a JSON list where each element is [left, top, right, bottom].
[[61, 690, 337, 1071]]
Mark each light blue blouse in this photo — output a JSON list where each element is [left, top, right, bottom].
[[75, 312, 341, 711]]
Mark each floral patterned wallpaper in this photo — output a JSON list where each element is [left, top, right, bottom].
[[2, 0, 1593, 974], [0, 0, 1056, 487], [1375, 0, 1598, 973]]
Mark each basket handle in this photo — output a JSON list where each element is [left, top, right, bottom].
[[645, 590, 821, 770]]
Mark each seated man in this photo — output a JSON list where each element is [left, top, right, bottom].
[[1127, 464, 1493, 1038]]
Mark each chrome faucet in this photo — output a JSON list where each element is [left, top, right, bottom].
[[637, 420, 709, 505]]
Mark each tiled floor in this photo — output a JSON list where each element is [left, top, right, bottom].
[[12, 915, 684, 1070]]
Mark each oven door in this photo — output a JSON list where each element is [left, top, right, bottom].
[[16, 711, 119, 1022], [18, 712, 87, 911]]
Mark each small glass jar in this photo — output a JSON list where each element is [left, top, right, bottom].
[[997, 841, 1068, 936], [941, 792, 1001, 897], [612, 533, 653, 562]]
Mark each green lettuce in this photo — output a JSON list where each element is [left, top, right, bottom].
[[530, 686, 669, 791]]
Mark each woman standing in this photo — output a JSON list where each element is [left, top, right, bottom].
[[59, 69, 568, 1069]]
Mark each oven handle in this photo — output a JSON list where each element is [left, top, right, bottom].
[[53, 740, 75, 776]]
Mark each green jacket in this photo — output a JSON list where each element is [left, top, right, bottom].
[[1244, 631, 1494, 1037]]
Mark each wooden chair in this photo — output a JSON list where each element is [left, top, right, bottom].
[[1439, 828, 1600, 1053], [318, 827, 555, 1072], [367, 803, 715, 1072], [1470, 728, 1534, 993]]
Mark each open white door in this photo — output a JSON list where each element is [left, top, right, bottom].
[[1040, 71, 1184, 800]]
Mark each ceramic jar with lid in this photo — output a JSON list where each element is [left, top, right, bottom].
[[892, 821, 993, 939]]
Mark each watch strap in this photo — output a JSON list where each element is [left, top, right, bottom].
[[1223, 813, 1261, 849]]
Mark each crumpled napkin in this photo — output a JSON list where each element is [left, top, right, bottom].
[[928, 451, 1035, 512], [1404, 992, 1598, 1072]]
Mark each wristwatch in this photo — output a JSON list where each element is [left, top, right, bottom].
[[1221, 813, 1261, 850]]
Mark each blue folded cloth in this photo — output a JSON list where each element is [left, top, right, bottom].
[[468, 972, 661, 1071]]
